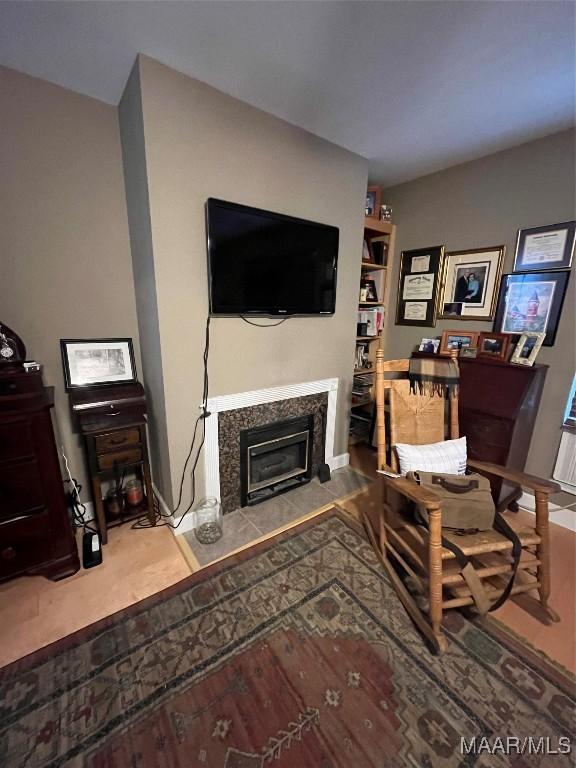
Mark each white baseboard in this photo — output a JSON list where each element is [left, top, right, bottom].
[[518, 492, 576, 533], [328, 452, 350, 471]]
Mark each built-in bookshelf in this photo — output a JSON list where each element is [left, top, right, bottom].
[[350, 215, 396, 445]]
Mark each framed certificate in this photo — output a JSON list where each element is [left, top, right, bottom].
[[514, 221, 575, 272], [395, 246, 444, 327]]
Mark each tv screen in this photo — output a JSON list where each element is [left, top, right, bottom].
[[206, 198, 339, 316]]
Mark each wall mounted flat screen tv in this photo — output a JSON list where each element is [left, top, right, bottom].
[[206, 198, 339, 316]]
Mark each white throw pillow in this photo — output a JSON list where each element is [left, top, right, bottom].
[[394, 436, 467, 476]]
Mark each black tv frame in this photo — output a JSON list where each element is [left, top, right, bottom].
[[206, 198, 339, 317]]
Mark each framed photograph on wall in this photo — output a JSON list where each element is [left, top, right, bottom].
[[395, 245, 444, 327], [477, 332, 511, 362], [510, 332, 546, 367], [61, 338, 137, 389], [439, 330, 479, 356], [514, 221, 575, 272], [438, 245, 505, 321], [493, 270, 570, 346]]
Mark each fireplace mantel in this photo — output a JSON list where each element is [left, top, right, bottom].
[[203, 378, 341, 511]]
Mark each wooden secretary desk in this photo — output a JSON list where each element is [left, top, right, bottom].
[[414, 353, 548, 509], [70, 383, 156, 544]]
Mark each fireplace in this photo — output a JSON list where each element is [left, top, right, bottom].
[[240, 414, 314, 507]]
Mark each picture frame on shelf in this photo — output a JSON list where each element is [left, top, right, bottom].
[[439, 330, 479, 356], [365, 279, 378, 302], [438, 245, 505, 321], [365, 186, 381, 219], [513, 221, 575, 272], [395, 245, 444, 327], [510, 332, 546, 367], [362, 239, 373, 263], [418, 338, 440, 353], [493, 270, 570, 346], [477, 332, 510, 362], [60, 338, 137, 389], [460, 347, 478, 360]]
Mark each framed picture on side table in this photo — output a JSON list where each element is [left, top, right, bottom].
[[514, 221, 575, 272], [477, 332, 511, 362], [510, 332, 546, 367], [395, 245, 445, 327], [493, 270, 570, 346], [61, 338, 137, 389], [439, 246, 505, 321], [439, 330, 479, 356]]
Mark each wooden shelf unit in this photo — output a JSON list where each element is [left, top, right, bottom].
[[351, 214, 396, 445]]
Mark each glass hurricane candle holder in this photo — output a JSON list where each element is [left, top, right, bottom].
[[194, 497, 223, 544]]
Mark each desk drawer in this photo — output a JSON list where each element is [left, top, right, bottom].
[[0, 460, 45, 520], [0, 511, 51, 579], [98, 447, 142, 470], [95, 428, 141, 454]]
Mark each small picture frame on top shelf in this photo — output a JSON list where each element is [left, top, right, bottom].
[[365, 186, 381, 219], [395, 245, 444, 327]]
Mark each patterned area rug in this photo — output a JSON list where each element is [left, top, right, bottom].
[[1, 509, 574, 767]]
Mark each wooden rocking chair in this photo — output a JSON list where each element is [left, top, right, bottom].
[[364, 348, 560, 653]]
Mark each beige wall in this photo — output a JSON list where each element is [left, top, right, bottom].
[[382, 129, 576, 478], [0, 66, 140, 494], [131, 56, 368, 508]]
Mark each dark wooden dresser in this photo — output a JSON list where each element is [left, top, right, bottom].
[[0, 371, 80, 582]]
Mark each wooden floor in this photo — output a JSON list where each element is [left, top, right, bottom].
[[0, 445, 574, 674], [0, 523, 191, 669]]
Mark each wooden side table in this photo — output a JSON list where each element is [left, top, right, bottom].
[[83, 420, 155, 544]]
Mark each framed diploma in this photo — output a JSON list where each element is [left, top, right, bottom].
[[404, 302, 428, 321], [514, 221, 575, 272], [395, 246, 444, 327]]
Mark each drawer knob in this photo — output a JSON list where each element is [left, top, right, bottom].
[[1, 547, 16, 561]]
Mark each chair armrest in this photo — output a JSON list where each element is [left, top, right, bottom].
[[386, 476, 443, 511], [467, 459, 560, 495]]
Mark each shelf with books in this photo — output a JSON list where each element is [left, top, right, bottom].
[[351, 198, 396, 446]]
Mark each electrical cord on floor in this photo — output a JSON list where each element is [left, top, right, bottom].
[[240, 315, 288, 327], [132, 315, 211, 531], [61, 450, 99, 534]]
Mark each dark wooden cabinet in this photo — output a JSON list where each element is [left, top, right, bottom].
[[0, 372, 80, 582]]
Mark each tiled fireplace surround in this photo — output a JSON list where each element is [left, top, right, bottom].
[[201, 378, 343, 518]]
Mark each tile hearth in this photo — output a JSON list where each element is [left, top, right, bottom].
[[181, 467, 371, 568]]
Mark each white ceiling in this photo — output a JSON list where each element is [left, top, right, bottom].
[[1, 1, 574, 186]]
